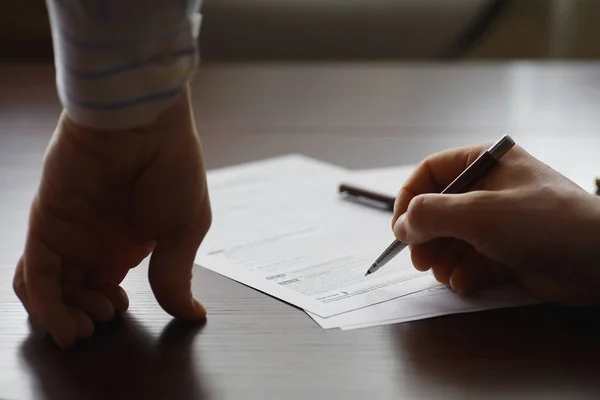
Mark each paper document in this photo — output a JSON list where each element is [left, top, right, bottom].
[[196, 156, 438, 318], [197, 157, 535, 330], [308, 284, 536, 330]]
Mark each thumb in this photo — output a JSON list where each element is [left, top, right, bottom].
[[148, 224, 207, 321], [393, 191, 500, 249]]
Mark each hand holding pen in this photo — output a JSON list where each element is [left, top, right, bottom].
[[367, 135, 515, 276], [351, 137, 600, 306]]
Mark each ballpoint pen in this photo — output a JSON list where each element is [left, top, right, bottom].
[[338, 183, 396, 212], [365, 134, 516, 276]]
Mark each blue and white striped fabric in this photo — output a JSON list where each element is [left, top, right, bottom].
[[45, 0, 203, 130]]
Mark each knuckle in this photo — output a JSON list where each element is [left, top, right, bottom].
[[13, 277, 24, 299], [12, 262, 25, 298], [203, 207, 213, 232], [422, 153, 443, 168], [192, 197, 213, 242], [406, 194, 428, 229], [393, 187, 412, 226], [199, 198, 213, 232], [393, 189, 404, 214], [459, 192, 500, 253]]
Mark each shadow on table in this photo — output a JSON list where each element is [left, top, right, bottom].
[[393, 305, 600, 396], [19, 315, 209, 400]]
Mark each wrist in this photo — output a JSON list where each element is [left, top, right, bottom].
[[60, 85, 195, 144], [54, 91, 194, 178]]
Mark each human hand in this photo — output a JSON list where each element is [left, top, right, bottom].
[[393, 143, 600, 306], [13, 88, 211, 348]]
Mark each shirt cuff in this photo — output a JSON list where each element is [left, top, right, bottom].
[[45, 0, 203, 130]]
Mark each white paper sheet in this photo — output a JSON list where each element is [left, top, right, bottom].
[[196, 156, 439, 318], [308, 284, 536, 330]]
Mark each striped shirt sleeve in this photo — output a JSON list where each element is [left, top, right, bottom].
[[45, 0, 203, 130]]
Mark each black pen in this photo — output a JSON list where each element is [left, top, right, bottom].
[[338, 183, 396, 212], [365, 134, 516, 276]]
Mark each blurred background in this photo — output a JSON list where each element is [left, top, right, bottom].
[[1, 0, 600, 62]]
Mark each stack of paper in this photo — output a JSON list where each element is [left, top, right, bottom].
[[195, 155, 536, 330]]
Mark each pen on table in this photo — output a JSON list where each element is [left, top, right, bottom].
[[338, 184, 396, 212], [365, 134, 516, 277]]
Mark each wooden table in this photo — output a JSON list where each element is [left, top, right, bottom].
[[2, 62, 600, 400]]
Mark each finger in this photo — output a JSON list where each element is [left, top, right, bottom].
[[13, 258, 40, 324], [411, 239, 472, 285], [394, 190, 505, 252], [148, 222, 209, 321], [449, 249, 511, 295], [429, 240, 471, 285], [112, 240, 157, 274], [393, 144, 490, 225], [65, 290, 115, 322], [69, 307, 95, 339], [24, 238, 77, 349], [410, 238, 452, 272], [86, 281, 129, 313]]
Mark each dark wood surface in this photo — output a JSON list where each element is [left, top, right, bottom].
[[2, 62, 600, 400]]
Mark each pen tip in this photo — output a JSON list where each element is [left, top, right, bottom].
[[365, 263, 377, 277]]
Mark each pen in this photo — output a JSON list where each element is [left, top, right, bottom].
[[338, 184, 396, 212], [365, 134, 516, 276]]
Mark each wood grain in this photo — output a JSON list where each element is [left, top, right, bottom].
[[2, 62, 600, 400]]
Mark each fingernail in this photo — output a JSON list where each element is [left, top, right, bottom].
[[193, 300, 207, 319], [449, 275, 459, 292], [393, 214, 408, 241], [449, 275, 466, 295]]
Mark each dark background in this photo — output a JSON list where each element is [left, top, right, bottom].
[[2, 0, 600, 62]]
